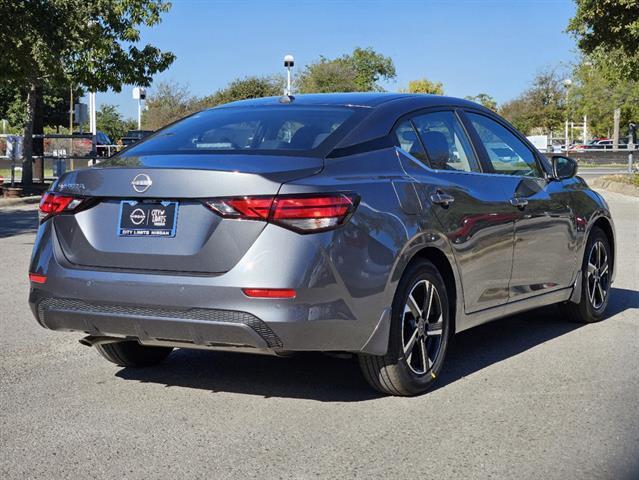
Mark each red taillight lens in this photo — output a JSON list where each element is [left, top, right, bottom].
[[39, 193, 75, 215], [272, 194, 355, 231], [38, 192, 87, 222], [204, 193, 358, 233], [227, 197, 274, 219], [242, 288, 296, 299], [29, 273, 47, 284], [272, 195, 353, 219]]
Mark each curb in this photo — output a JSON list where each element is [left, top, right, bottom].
[[590, 178, 639, 197], [0, 195, 42, 207]]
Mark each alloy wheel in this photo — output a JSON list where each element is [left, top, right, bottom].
[[402, 279, 444, 375], [586, 240, 610, 310]]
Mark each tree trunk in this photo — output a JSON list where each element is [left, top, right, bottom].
[[22, 80, 37, 185], [613, 107, 621, 151]]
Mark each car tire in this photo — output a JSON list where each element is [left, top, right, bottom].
[[358, 258, 451, 396], [561, 227, 612, 323], [95, 341, 173, 367]]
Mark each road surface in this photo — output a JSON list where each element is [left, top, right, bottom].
[[578, 166, 633, 181]]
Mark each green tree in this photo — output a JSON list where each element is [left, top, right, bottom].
[[569, 60, 639, 138], [347, 47, 396, 92], [144, 76, 284, 130], [524, 69, 567, 134], [204, 76, 284, 106], [96, 104, 136, 142], [296, 59, 358, 93], [1, 82, 84, 133], [498, 68, 567, 135], [0, 0, 174, 185], [568, 0, 639, 81], [297, 47, 396, 93], [499, 97, 536, 134], [403, 79, 444, 95], [143, 81, 200, 131], [465, 93, 497, 111]]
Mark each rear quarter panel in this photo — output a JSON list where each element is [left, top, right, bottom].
[[277, 147, 462, 347]]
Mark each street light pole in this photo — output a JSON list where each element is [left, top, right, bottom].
[[132, 87, 146, 129], [563, 78, 572, 150], [284, 55, 294, 96]]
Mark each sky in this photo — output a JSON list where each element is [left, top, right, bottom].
[[95, 0, 579, 119]]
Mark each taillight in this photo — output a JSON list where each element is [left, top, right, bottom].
[[39, 192, 86, 222], [204, 193, 359, 233], [206, 197, 273, 220]]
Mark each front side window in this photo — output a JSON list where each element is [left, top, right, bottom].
[[411, 111, 480, 172], [466, 112, 541, 177], [123, 106, 355, 156]]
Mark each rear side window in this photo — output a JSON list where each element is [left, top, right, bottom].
[[124, 106, 354, 155], [394, 120, 428, 164], [466, 112, 541, 177], [411, 111, 480, 172]]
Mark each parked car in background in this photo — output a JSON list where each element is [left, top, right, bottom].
[[121, 129, 153, 147], [594, 139, 627, 149], [29, 93, 616, 396]]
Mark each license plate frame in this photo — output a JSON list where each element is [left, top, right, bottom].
[[118, 200, 179, 238]]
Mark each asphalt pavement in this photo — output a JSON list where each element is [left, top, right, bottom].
[[1, 190, 638, 479]]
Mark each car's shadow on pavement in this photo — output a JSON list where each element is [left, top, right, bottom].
[[605, 287, 639, 316], [116, 288, 636, 402], [0, 208, 38, 238]]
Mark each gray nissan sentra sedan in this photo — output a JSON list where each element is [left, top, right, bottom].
[[29, 93, 616, 396]]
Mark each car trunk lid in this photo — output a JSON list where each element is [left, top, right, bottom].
[[51, 154, 322, 274]]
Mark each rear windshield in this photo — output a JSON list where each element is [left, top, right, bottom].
[[123, 106, 355, 156]]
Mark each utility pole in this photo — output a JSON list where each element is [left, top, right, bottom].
[[583, 114, 587, 144], [69, 84, 73, 168]]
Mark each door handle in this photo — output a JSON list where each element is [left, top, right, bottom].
[[430, 190, 455, 207], [509, 196, 529, 209]]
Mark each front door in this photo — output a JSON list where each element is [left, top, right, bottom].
[[463, 111, 576, 302]]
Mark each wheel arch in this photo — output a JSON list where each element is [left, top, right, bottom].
[[591, 216, 615, 279], [402, 246, 460, 336]]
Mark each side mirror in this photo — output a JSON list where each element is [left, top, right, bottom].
[[551, 155, 577, 180]]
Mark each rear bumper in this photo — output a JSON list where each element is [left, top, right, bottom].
[[28, 221, 395, 354], [33, 297, 283, 350]]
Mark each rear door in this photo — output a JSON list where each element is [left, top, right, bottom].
[[395, 110, 516, 313], [462, 110, 576, 301]]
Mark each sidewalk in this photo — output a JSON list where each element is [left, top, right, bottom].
[[0, 195, 41, 208]]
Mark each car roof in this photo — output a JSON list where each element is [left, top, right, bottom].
[[214, 92, 477, 109], [211, 92, 492, 153]]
